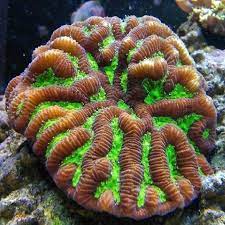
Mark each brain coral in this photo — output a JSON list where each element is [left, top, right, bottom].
[[5, 16, 217, 219], [176, 0, 225, 36]]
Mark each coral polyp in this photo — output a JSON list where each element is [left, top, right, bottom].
[[176, 0, 225, 36], [5, 16, 216, 220]]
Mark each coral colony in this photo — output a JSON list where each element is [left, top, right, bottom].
[[5, 16, 216, 219], [176, 0, 225, 36]]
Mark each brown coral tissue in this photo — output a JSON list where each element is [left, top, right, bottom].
[[5, 16, 217, 220]]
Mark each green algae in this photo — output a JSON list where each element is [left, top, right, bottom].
[[152, 114, 202, 155], [60, 110, 101, 170], [153, 116, 176, 128], [143, 79, 164, 104], [36, 118, 59, 139], [166, 145, 180, 179], [32, 54, 88, 88], [32, 68, 74, 88], [75, 71, 88, 80], [117, 99, 129, 110], [16, 102, 24, 115], [72, 167, 82, 187], [120, 21, 126, 33], [143, 78, 194, 105], [117, 99, 138, 119], [176, 114, 202, 134], [31, 101, 83, 120], [70, 110, 101, 186], [45, 131, 70, 158], [64, 139, 92, 188], [94, 118, 123, 203], [32, 68, 88, 88], [67, 54, 79, 68], [120, 70, 128, 92], [99, 35, 115, 50], [87, 52, 99, 71], [128, 46, 164, 63], [198, 167, 205, 176], [137, 132, 153, 207], [138, 133, 167, 207], [152, 186, 167, 202], [176, 60, 183, 67], [178, 114, 203, 155], [83, 26, 92, 36], [90, 87, 107, 102], [63, 139, 92, 167], [83, 110, 100, 131], [44, 109, 99, 167], [152, 51, 165, 58], [168, 84, 193, 99], [153, 114, 202, 134], [203, 128, 210, 139], [127, 40, 144, 62], [104, 54, 119, 85]]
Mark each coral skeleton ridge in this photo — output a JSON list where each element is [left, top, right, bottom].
[[5, 16, 217, 220], [176, 0, 225, 36]]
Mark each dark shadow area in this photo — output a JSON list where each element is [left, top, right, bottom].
[[0, 0, 8, 93], [101, 0, 187, 31], [202, 29, 225, 49]]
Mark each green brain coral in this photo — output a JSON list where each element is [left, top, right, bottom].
[[5, 15, 216, 220]]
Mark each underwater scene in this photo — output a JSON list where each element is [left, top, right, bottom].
[[0, 0, 225, 224]]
